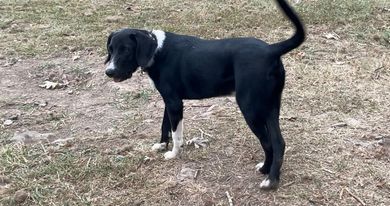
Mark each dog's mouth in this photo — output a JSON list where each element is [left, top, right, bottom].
[[113, 77, 124, 82], [111, 74, 132, 83]]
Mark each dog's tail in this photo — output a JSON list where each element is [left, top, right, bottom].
[[270, 0, 305, 56]]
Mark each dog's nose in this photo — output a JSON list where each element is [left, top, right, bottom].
[[105, 69, 115, 78]]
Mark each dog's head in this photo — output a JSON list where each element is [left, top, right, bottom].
[[104, 29, 157, 82]]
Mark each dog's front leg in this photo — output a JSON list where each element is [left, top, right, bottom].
[[163, 100, 184, 160], [151, 107, 171, 151]]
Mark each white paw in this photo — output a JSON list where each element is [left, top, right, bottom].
[[260, 178, 271, 189], [151, 143, 166, 151], [164, 151, 177, 160], [255, 162, 264, 171]]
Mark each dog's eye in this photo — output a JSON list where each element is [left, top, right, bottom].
[[118, 46, 130, 53]]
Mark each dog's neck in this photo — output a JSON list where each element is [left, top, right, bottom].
[[143, 30, 166, 71], [152, 30, 166, 51]]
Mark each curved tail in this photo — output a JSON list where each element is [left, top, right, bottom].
[[270, 0, 306, 56]]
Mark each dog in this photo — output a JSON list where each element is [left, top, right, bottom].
[[104, 0, 305, 190]]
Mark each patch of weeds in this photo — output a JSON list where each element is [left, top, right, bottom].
[[34, 62, 93, 89], [133, 89, 152, 102], [67, 66, 93, 88], [335, 158, 350, 173], [0, 143, 147, 205], [36, 62, 58, 72], [299, 0, 375, 25], [116, 90, 152, 110], [0, 18, 14, 30], [382, 29, 390, 46]]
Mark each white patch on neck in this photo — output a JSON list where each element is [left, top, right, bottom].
[[145, 30, 166, 68], [152, 30, 166, 51]]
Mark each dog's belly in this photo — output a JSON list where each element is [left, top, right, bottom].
[[182, 76, 235, 99]]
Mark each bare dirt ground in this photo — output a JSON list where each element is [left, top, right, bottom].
[[1, 0, 389, 205]]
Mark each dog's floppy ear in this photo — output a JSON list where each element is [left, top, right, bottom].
[[132, 31, 157, 67], [105, 32, 114, 64]]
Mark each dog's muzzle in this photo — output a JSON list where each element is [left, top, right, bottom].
[[105, 68, 115, 78]]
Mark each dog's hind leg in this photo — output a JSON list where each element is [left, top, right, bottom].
[[163, 100, 184, 160], [261, 107, 285, 190], [152, 107, 171, 151], [254, 125, 273, 175], [235, 73, 285, 189], [236, 100, 276, 188]]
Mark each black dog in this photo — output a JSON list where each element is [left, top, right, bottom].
[[105, 0, 305, 189]]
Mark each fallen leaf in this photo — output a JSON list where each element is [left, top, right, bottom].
[[323, 32, 340, 40], [39, 81, 65, 89], [186, 137, 209, 148]]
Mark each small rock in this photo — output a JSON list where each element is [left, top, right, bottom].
[[3, 119, 13, 126], [143, 156, 150, 163], [69, 46, 77, 52], [36, 101, 47, 107], [72, 55, 80, 61], [373, 34, 381, 41], [14, 189, 29, 203]]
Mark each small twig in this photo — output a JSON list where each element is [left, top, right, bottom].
[[282, 181, 295, 188], [322, 168, 336, 175], [85, 157, 91, 168], [198, 128, 213, 138], [345, 188, 366, 206], [40, 143, 47, 154], [331, 122, 347, 128], [188, 104, 213, 108], [193, 169, 199, 179], [225, 191, 234, 206], [339, 187, 344, 200]]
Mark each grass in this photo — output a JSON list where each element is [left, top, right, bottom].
[[1, 143, 149, 205], [1, 0, 389, 205], [1, 0, 388, 58]]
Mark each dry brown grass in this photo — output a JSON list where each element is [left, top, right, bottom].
[[1, 0, 389, 205]]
